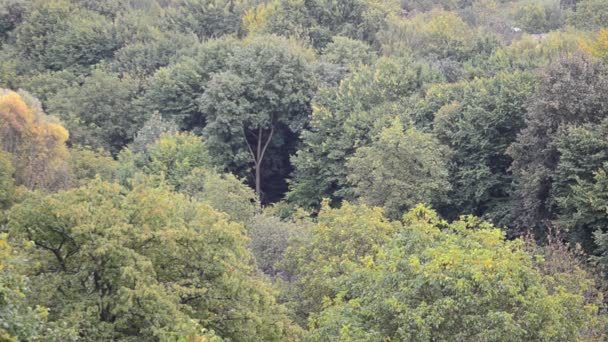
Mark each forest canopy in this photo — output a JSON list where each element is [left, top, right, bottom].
[[2, 0, 608, 340]]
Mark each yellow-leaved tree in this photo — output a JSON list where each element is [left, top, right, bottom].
[[0, 89, 69, 190], [582, 29, 608, 62]]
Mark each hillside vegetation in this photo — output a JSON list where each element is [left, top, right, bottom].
[[2, 0, 608, 340]]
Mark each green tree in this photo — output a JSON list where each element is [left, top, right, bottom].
[[307, 205, 606, 341], [199, 36, 314, 201], [165, 0, 246, 39], [347, 117, 451, 219], [143, 37, 237, 130], [557, 161, 608, 253], [0, 150, 15, 209], [568, 0, 608, 31], [432, 71, 536, 223], [180, 167, 258, 224], [118, 132, 258, 224], [281, 201, 402, 324], [129, 111, 179, 154], [552, 119, 608, 251], [320, 36, 376, 68], [67, 145, 118, 188], [0, 0, 28, 43], [378, 9, 481, 61], [288, 57, 442, 209], [15, 0, 119, 72], [7, 180, 301, 341], [508, 54, 608, 236], [248, 213, 311, 276], [0, 235, 73, 341], [514, 4, 563, 34], [46, 69, 143, 155]]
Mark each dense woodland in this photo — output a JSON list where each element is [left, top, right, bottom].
[[2, 0, 608, 340]]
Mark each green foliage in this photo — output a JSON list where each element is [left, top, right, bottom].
[[288, 57, 443, 209], [306, 205, 606, 341], [379, 9, 484, 61], [166, 0, 246, 39], [320, 36, 376, 68], [2, 0, 608, 338], [241, 0, 313, 41], [118, 132, 258, 223], [555, 123, 608, 249], [248, 214, 311, 275], [7, 180, 301, 341], [67, 145, 118, 188], [432, 71, 536, 223], [0, 150, 15, 209], [0, 0, 28, 43], [508, 54, 608, 235], [130, 111, 179, 154], [583, 29, 608, 62], [568, 0, 608, 31], [179, 167, 258, 224], [513, 3, 563, 34], [118, 132, 211, 189], [143, 132, 212, 188], [46, 69, 143, 154], [347, 117, 451, 219], [282, 201, 402, 324], [485, 31, 584, 75], [200, 35, 314, 200], [144, 37, 237, 130], [15, 0, 119, 71], [0, 234, 69, 341]]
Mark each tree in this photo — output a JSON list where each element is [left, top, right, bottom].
[[15, 0, 119, 72], [568, 0, 608, 31], [46, 69, 143, 155], [347, 117, 451, 219], [0, 0, 28, 43], [288, 57, 443, 209], [7, 180, 301, 341], [118, 132, 258, 224], [508, 54, 608, 236], [248, 213, 311, 276], [67, 145, 118, 188], [180, 167, 258, 224], [281, 201, 402, 324], [129, 111, 179, 154], [199, 36, 314, 201], [307, 205, 606, 341], [432, 71, 536, 223], [143, 37, 237, 130], [378, 9, 481, 62], [0, 89, 69, 190], [0, 234, 72, 341], [551, 119, 608, 251], [582, 29, 608, 62], [320, 36, 377, 68], [0, 150, 15, 209], [514, 3, 563, 34], [557, 161, 608, 253], [241, 0, 313, 42], [117, 132, 211, 188], [110, 30, 198, 78], [165, 0, 246, 39]]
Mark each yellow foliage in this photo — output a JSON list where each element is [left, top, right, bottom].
[[582, 29, 608, 62], [0, 89, 69, 190], [242, 2, 277, 35]]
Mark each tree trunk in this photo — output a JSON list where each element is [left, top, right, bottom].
[[250, 124, 274, 203], [255, 160, 262, 199]]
